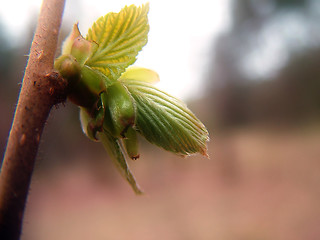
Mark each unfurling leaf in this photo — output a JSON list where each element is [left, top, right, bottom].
[[55, 4, 209, 194], [97, 131, 143, 194], [80, 104, 142, 194], [86, 4, 149, 80], [122, 79, 209, 157]]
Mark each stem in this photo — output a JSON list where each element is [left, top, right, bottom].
[[0, 0, 66, 239]]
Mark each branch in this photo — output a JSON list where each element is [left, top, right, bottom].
[[0, 0, 66, 239]]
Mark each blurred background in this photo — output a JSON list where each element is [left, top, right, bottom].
[[1, 0, 320, 239]]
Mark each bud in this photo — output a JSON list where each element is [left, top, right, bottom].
[[71, 36, 97, 66], [54, 55, 81, 87], [62, 23, 97, 66], [68, 65, 107, 108], [54, 55, 81, 78], [62, 24, 81, 55], [79, 105, 105, 141], [123, 127, 140, 160], [102, 82, 136, 138]]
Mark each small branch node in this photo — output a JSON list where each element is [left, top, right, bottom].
[[46, 71, 68, 105]]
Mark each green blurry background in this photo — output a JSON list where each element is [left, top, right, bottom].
[[1, 0, 320, 239]]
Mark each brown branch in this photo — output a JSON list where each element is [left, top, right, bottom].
[[0, 0, 66, 239]]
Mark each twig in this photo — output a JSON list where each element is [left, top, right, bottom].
[[0, 0, 66, 239]]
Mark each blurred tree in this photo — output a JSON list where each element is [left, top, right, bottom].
[[0, 23, 20, 161], [0, 22, 13, 78], [206, 0, 320, 128]]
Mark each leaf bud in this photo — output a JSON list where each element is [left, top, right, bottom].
[[68, 65, 106, 108], [71, 36, 97, 66], [123, 127, 140, 160], [102, 82, 136, 138], [54, 54, 81, 86]]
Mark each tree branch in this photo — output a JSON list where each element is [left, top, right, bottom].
[[0, 0, 66, 239]]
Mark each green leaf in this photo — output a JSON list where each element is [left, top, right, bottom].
[[85, 4, 149, 81], [97, 131, 143, 194], [122, 79, 209, 157]]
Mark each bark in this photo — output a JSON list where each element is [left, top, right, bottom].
[[0, 0, 66, 239]]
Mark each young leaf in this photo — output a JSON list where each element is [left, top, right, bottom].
[[81, 108, 142, 194], [122, 79, 209, 157], [85, 4, 149, 81], [97, 131, 143, 194]]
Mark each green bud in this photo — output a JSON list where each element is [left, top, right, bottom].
[[70, 37, 92, 66], [71, 37, 98, 66], [54, 55, 108, 110], [62, 23, 98, 66], [123, 127, 140, 160], [54, 55, 81, 87], [62, 24, 82, 55], [79, 105, 105, 141], [68, 65, 106, 108], [102, 82, 136, 138]]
